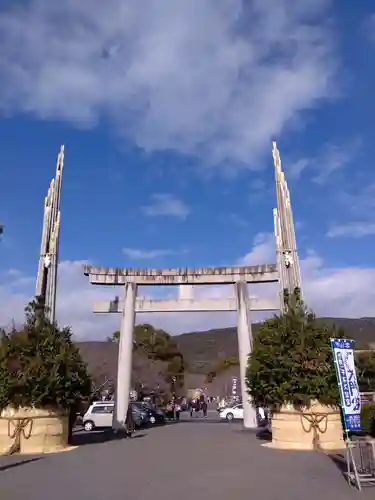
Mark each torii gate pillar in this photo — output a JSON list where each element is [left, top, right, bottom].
[[235, 281, 257, 429], [113, 282, 137, 429]]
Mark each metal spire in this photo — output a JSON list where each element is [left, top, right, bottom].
[[272, 141, 302, 310], [35, 145, 65, 323]]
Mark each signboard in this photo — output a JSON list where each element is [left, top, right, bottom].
[[232, 377, 237, 396], [330, 339, 361, 432]]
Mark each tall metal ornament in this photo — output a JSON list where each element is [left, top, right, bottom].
[[272, 141, 302, 310], [35, 145, 65, 323]]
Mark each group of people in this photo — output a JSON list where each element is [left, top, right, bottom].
[[188, 394, 208, 418], [165, 400, 181, 420]]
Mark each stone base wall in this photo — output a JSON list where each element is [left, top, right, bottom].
[[0, 407, 69, 455], [270, 401, 345, 451]]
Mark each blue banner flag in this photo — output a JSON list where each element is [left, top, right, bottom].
[[330, 339, 361, 432]]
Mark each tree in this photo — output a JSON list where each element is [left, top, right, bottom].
[[206, 356, 239, 383], [0, 299, 92, 412], [356, 352, 375, 392], [134, 324, 185, 393], [107, 330, 120, 342], [105, 323, 185, 395], [246, 291, 343, 410]]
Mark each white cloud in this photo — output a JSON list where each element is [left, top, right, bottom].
[[327, 222, 375, 238], [2, 233, 375, 339], [0, 261, 119, 338], [0, 0, 336, 167], [241, 233, 375, 318], [142, 194, 190, 218], [301, 251, 375, 318], [288, 138, 361, 182], [330, 183, 375, 236], [221, 213, 248, 228], [123, 248, 174, 259], [338, 182, 375, 218], [288, 158, 310, 179], [240, 233, 275, 265]]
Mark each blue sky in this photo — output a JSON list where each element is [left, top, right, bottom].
[[1, 0, 375, 338]]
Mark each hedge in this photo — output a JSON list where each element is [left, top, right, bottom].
[[360, 403, 375, 436]]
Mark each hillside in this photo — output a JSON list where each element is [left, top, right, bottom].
[[175, 317, 375, 373], [77, 342, 170, 393], [76, 317, 375, 395]]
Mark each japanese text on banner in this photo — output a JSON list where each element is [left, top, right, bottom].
[[330, 339, 361, 432]]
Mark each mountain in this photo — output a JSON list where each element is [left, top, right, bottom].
[[175, 318, 375, 373], [76, 317, 375, 396]]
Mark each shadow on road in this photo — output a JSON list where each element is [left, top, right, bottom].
[[168, 417, 272, 438], [176, 419, 225, 424], [71, 430, 147, 446], [0, 457, 42, 472], [328, 452, 348, 479], [255, 428, 272, 441]]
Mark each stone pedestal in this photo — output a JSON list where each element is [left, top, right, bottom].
[[0, 407, 69, 455], [235, 281, 257, 429], [267, 402, 345, 451]]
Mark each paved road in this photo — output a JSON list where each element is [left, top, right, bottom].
[[0, 415, 372, 500]]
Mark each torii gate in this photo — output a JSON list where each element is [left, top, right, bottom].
[[83, 142, 302, 430], [84, 265, 280, 429]]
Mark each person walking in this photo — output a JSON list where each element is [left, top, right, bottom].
[[188, 399, 193, 417], [190, 399, 199, 417], [125, 403, 135, 437], [201, 399, 208, 418], [166, 401, 174, 420], [175, 402, 181, 421]]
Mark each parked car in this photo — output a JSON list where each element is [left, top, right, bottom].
[[132, 402, 165, 425], [219, 403, 269, 426], [130, 403, 149, 428], [143, 403, 166, 420], [82, 401, 146, 432], [219, 403, 244, 421]]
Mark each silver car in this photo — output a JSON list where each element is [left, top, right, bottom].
[[82, 401, 147, 431], [82, 401, 115, 431]]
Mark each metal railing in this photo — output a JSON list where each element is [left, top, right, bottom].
[[345, 437, 375, 490]]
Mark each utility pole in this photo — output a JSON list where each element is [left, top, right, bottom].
[[272, 141, 302, 310], [35, 145, 65, 324]]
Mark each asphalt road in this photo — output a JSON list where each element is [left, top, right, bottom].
[[0, 413, 373, 500]]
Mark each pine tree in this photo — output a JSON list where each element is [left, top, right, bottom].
[[246, 291, 343, 410], [0, 299, 92, 412]]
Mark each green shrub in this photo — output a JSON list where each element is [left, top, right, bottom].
[[0, 299, 92, 412], [246, 290, 343, 411], [356, 353, 375, 392], [360, 403, 375, 436]]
